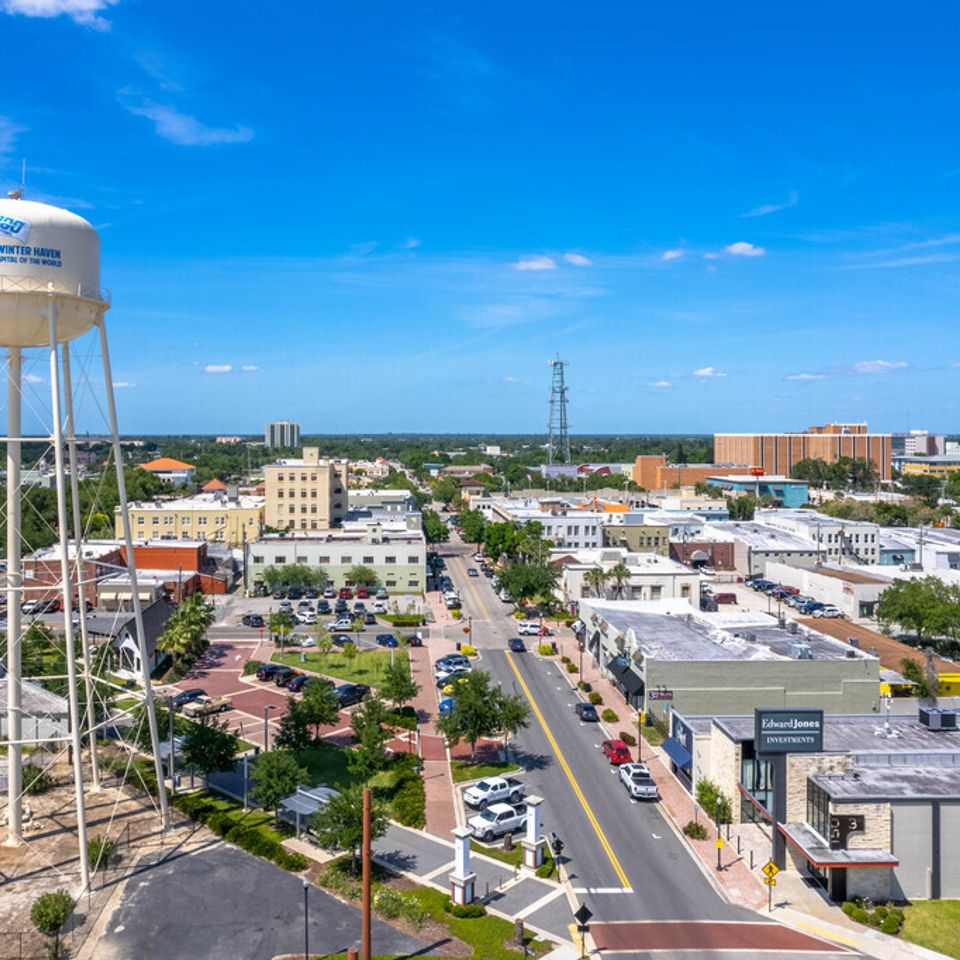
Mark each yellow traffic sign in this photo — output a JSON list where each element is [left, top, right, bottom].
[[715, 838, 724, 849], [764, 877, 777, 886], [762, 860, 779, 879]]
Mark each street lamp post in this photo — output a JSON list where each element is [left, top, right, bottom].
[[263, 704, 276, 751], [303, 878, 309, 960], [715, 796, 722, 872]]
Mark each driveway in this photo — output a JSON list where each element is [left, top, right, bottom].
[[94, 842, 430, 960]]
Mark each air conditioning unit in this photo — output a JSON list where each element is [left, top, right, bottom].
[[920, 707, 959, 731], [789, 642, 813, 660], [786, 621, 799, 635]]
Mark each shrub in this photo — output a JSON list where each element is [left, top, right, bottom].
[[578, 681, 592, 693], [373, 888, 428, 924], [535, 860, 555, 879], [443, 898, 487, 918], [880, 914, 901, 935], [849, 906, 869, 925], [561, 655, 571, 664], [695, 778, 732, 824], [243, 659, 263, 676], [683, 821, 708, 840], [23, 766, 55, 795], [392, 777, 426, 828], [537, 643, 554, 656], [619, 732, 637, 747], [31, 889, 74, 957], [566, 662, 579, 673], [600, 708, 618, 723], [205, 812, 233, 837], [588, 692, 603, 705], [87, 835, 118, 873]]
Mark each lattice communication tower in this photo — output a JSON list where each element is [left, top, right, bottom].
[[547, 355, 571, 465]]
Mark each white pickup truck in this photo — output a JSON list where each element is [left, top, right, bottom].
[[468, 803, 526, 842], [462, 776, 526, 809]]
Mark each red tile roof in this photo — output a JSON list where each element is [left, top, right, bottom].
[[139, 457, 195, 471], [202, 478, 227, 491]]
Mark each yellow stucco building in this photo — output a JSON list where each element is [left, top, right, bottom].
[[115, 492, 264, 547]]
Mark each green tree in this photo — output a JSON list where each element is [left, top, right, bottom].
[[458, 508, 487, 547], [250, 750, 306, 824], [899, 657, 932, 699], [875, 501, 911, 526], [876, 576, 954, 647], [348, 697, 391, 782], [482, 521, 522, 561], [315, 634, 334, 665], [263, 564, 328, 592], [497, 561, 559, 605], [342, 640, 358, 666], [726, 495, 756, 521], [583, 567, 608, 599], [438, 669, 530, 760], [274, 700, 314, 751], [497, 694, 530, 750], [87, 835, 118, 885], [607, 562, 631, 599], [432, 477, 461, 508], [269, 610, 296, 648], [900, 474, 942, 507], [31, 890, 75, 958], [347, 565, 379, 587], [180, 716, 238, 784], [422, 508, 450, 544], [311, 784, 388, 874], [301, 680, 341, 739], [380, 659, 419, 710]]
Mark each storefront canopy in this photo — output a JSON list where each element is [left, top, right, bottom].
[[661, 737, 693, 770]]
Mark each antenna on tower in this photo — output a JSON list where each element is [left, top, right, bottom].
[[547, 355, 571, 465]]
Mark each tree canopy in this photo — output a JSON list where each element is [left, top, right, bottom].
[[250, 750, 306, 823], [438, 669, 530, 759], [877, 576, 960, 654], [311, 784, 388, 874]]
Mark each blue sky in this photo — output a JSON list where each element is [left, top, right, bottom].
[[3, 1, 960, 435]]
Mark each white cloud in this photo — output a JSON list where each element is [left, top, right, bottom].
[[501, 375, 521, 383], [648, 379, 673, 388], [563, 252, 591, 266], [853, 359, 907, 374], [693, 366, 727, 379], [203, 364, 233, 374], [121, 99, 253, 146], [22, 372, 44, 384], [703, 252, 720, 260], [401, 237, 421, 249], [512, 255, 557, 271], [113, 381, 136, 388], [661, 249, 684, 261], [241, 364, 258, 372], [0, 115, 25, 156], [0, 0, 118, 29], [725, 241, 766, 257], [786, 372, 824, 381], [742, 191, 799, 218]]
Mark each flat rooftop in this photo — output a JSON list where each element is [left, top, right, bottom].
[[708, 521, 816, 552], [708, 475, 805, 484], [584, 599, 874, 663], [813, 766, 960, 801], [808, 565, 888, 586]]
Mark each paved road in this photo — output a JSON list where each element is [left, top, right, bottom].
[[438, 540, 857, 957]]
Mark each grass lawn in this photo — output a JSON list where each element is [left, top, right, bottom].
[[271, 648, 408, 687], [900, 900, 960, 958], [451, 759, 519, 784], [469, 838, 556, 877], [640, 724, 666, 747]]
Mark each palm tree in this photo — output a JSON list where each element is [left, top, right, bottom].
[[608, 562, 631, 600], [584, 567, 608, 599]]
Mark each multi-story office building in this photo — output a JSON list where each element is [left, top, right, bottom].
[[263, 447, 349, 532], [714, 422, 892, 482], [115, 492, 264, 547], [891, 429, 945, 458], [759, 509, 881, 564], [264, 420, 301, 449]]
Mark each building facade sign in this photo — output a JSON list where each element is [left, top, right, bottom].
[[755, 708, 824, 753]]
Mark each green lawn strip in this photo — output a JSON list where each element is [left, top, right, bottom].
[[900, 900, 960, 959], [451, 760, 519, 784], [407, 885, 551, 960], [640, 724, 666, 747], [470, 839, 556, 879], [270, 648, 408, 687]]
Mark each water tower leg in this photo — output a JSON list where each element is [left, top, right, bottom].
[[4, 346, 23, 847], [62, 344, 100, 790], [97, 318, 170, 831], [48, 309, 91, 894]]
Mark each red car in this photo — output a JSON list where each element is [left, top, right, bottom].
[[356, 586, 369, 599], [601, 739, 632, 764], [339, 587, 354, 600]]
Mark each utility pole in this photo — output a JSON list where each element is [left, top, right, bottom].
[[362, 787, 372, 960]]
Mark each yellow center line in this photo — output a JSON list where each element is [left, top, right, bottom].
[[451, 553, 494, 623], [505, 650, 632, 890]]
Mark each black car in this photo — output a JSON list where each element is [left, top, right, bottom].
[[405, 634, 423, 647], [508, 638, 525, 653], [171, 688, 205, 708], [575, 702, 599, 722], [287, 587, 303, 600], [335, 683, 369, 707], [436, 669, 469, 688], [317, 600, 331, 615], [331, 634, 354, 646], [241, 614, 265, 629], [304, 589, 319, 600], [272, 590, 286, 600], [364, 612, 377, 625], [273, 666, 298, 686], [334, 599, 348, 613], [354, 601, 366, 612], [256, 663, 282, 681]]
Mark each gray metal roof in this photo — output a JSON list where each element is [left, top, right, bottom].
[[812, 766, 960, 801], [0, 679, 68, 716], [780, 822, 897, 866]]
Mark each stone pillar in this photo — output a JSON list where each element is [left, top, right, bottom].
[[521, 795, 546, 870], [449, 825, 476, 905]]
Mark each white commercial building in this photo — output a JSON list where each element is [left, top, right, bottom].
[[265, 420, 300, 449], [708, 521, 821, 576], [483, 496, 606, 549], [758, 509, 880, 565], [552, 547, 699, 604]]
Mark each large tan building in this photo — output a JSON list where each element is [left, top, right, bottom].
[[116, 492, 264, 547], [264, 447, 349, 532], [631, 454, 746, 490], [713, 422, 892, 482]]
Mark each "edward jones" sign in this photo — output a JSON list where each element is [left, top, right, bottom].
[[755, 708, 824, 753]]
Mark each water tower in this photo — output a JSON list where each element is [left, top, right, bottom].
[[0, 193, 168, 890]]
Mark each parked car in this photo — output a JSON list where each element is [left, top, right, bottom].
[[436, 653, 469, 671], [323, 586, 335, 599], [463, 776, 526, 809], [241, 614, 265, 628], [356, 587, 369, 599], [294, 635, 316, 647], [517, 621, 547, 636], [436, 669, 470, 689], [354, 601, 366, 613], [375, 588, 389, 600], [182, 695, 231, 718], [468, 803, 526, 842], [317, 601, 332, 615], [335, 683, 369, 707], [467, 568, 479, 578], [273, 666, 298, 686], [334, 599, 348, 613], [256, 663, 282, 681], [171, 687, 205, 708], [372, 601, 387, 613], [714, 593, 737, 605], [363, 612, 377, 625], [328, 617, 354, 631], [297, 611, 317, 625], [813, 605, 843, 619], [699, 565, 716, 576], [339, 587, 354, 600], [287, 674, 326, 693], [619, 762, 659, 800], [575, 702, 598, 722], [304, 589, 319, 600], [508, 638, 525, 653], [405, 633, 423, 647], [438, 697, 456, 717], [331, 634, 354, 646], [799, 601, 825, 615], [601, 739, 632, 764], [376, 633, 398, 648]]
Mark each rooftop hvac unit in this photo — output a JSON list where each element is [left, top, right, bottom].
[[744, 631, 757, 642], [919, 707, 959, 731], [786, 621, 800, 635], [788, 642, 814, 660], [847, 636, 861, 649]]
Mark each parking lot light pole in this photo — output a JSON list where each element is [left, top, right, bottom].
[[263, 704, 276, 751], [303, 878, 309, 960], [716, 797, 722, 871]]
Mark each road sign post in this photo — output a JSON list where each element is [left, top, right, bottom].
[[573, 904, 592, 960]]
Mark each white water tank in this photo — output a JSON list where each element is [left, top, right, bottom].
[[0, 197, 107, 347]]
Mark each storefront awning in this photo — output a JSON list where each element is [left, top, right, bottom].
[[778, 823, 898, 869], [661, 737, 692, 770]]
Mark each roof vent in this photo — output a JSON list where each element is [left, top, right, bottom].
[[788, 641, 813, 660], [847, 636, 860, 649], [786, 621, 799, 635], [744, 631, 757, 642]]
